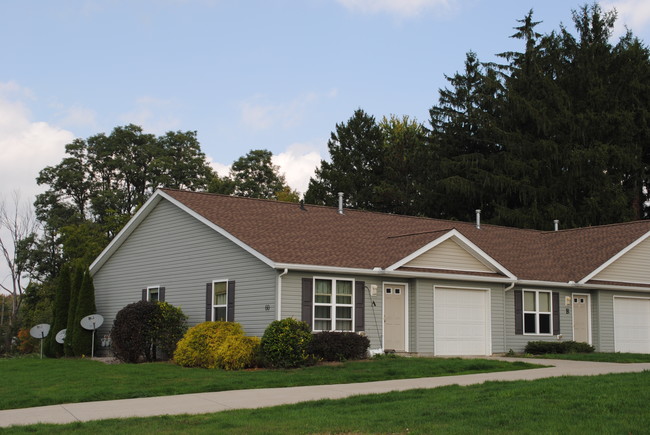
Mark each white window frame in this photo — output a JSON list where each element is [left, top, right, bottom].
[[313, 277, 355, 332], [212, 280, 228, 322], [523, 289, 553, 335], [146, 286, 160, 302]]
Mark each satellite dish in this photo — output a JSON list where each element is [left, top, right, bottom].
[[29, 323, 51, 339], [55, 329, 66, 344], [80, 314, 104, 331]]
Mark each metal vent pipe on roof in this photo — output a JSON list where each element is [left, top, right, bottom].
[[338, 192, 344, 214], [475, 209, 481, 229], [554, 219, 559, 231]]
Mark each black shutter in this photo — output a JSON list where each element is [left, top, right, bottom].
[[514, 290, 523, 335], [141, 288, 147, 301], [355, 281, 365, 332], [302, 278, 313, 329], [227, 281, 235, 322], [159, 287, 165, 302], [552, 292, 560, 335], [205, 283, 212, 321]]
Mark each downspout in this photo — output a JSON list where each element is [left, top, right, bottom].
[[503, 281, 516, 354], [276, 268, 288, 321]]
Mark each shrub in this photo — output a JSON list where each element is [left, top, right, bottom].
[[216, 335, 261, 370], [16, 328, 39, 354], [525, 340, 595, 355], [174, 321, 244, 368], [260, 318, 314, 368], [71, 268, 97, 357], [111, 300, 187, 363], [308, 331, 370, 361], [47, 264, 71, 358]]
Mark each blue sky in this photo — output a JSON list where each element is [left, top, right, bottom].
[[2, 0, 650, 201]]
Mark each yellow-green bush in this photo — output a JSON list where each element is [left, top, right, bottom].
[[173, 321, 243, 368], [216, 335, 261, 370]]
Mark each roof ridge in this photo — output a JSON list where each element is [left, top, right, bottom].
[[539, 219, 650, 235]]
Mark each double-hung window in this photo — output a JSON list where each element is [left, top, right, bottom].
[[313, 278, 354, 331], [147, 286, 160, 302], [523, 290, 552, 334], [212, 281, 228, 321]]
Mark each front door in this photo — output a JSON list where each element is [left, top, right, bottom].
[[572, 294, 590, 344], [384, 284, 406, 351]]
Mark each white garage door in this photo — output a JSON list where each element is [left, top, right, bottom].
[[434, 287, 490, 356], [614, 297, 650, 353]]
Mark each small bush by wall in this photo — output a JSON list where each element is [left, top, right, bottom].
[[216, 335, 261, 370], [260, 318, 314, 368], [525, 340, 595, 355], [173, 321, 243, 369], [308, 331, 370, 361]]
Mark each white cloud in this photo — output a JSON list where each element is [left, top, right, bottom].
[[336, 0, 455, 18], [0, 85, 75, 202], [239, 89, 338, 131], [272, 143, 323, 195], [603, 0, 650, 37], [119, 96, 182, 134], [206, 156, 230, 178]]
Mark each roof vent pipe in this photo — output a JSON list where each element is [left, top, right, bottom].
[[554, 219, 559, 231], [338, 192, 344, 215], [475, 209, 481, 229]]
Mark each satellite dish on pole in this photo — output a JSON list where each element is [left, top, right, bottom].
[[55, 329, 66, 345], [29, 324, 51, 359], [80, 314, 104, 358]]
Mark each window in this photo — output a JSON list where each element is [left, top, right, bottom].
[[147, 286, 160, 302], [313, 278, 354, 332], [212, 281, 227, 321], [523, 290, 552, 335]]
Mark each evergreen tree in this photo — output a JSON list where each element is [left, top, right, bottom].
[[45, 264, 71, 357], [64, 264, 83, 356], [71, 268, 97, 357]]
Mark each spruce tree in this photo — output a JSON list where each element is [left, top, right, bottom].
[[71, 268, 97, 357]]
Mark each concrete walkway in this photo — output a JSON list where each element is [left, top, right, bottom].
[[2, 357, 649, 428]]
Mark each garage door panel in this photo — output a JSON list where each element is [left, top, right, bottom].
[[434, 288, 490, 356], [614, 297, 650, 354]]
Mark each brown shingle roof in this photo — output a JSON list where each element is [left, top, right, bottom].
[[161, 189, 650, 284]]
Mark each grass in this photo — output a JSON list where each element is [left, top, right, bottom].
[[0, 355, 537, 410], [5, 371, 650, 434], [518, 352, 650, 363]]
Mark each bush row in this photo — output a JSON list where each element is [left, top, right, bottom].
[[525, 340, 595, 355]]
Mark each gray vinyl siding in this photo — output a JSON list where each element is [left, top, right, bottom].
[[504, 286, 573, 353], [590, 290, 650, 352], [93, 198, 277, 339]]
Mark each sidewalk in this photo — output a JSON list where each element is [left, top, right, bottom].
[[2, 357, 649, 428]]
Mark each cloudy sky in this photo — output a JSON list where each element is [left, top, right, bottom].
[[2, 0, 650, 203]]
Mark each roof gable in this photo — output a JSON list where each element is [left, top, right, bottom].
[[582, 231, 650, 285]]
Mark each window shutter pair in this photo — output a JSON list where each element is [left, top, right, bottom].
[[300, 278, 365, 332], [514, 290, 560, 335], [141, 287, 165, 302], [205, 281, 236, 321]]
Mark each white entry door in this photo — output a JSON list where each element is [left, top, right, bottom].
[[614, 297, 650, 353], [384, 284, 406, 351], [434, 287, 490, 356], [572, 294, 590, 344]]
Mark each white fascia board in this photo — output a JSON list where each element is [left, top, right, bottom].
[[274, 262, 517, 284], [578, 230, 650, 284], [157, 190, 276, 269], [384, 229, 516, 280], [89, 191, 164, 275]]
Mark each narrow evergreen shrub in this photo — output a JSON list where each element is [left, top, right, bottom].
[[46, 264, 71, 358], [173, 321, 244, 368], [216, 335, 261, 370], [525, 340, 595, 354], [260, 318, 314, 368], [64, 265, 84, 357], [71, 268, 97, 357], [308, 331, 370, 361]]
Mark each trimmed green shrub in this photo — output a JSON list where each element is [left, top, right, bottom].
[[260, 318, 314, 368], [174, 321, 244, 369], [525, 340, 595, 355], [308, 331, 370, 361], [71, 268, 97, 357], [111, 300, 188, 363], [216, 335, 261, 370]]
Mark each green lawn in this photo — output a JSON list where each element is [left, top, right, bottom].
[[0, 355, 537, 410], [5, 371, 650, 434], [519, 352, 650, 363]]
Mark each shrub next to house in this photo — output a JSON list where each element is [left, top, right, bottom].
[[260, 318, 314, 368], [308, 331, 370, 361], [525, 340, 595, 355], [173, 321, 248, 369]]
